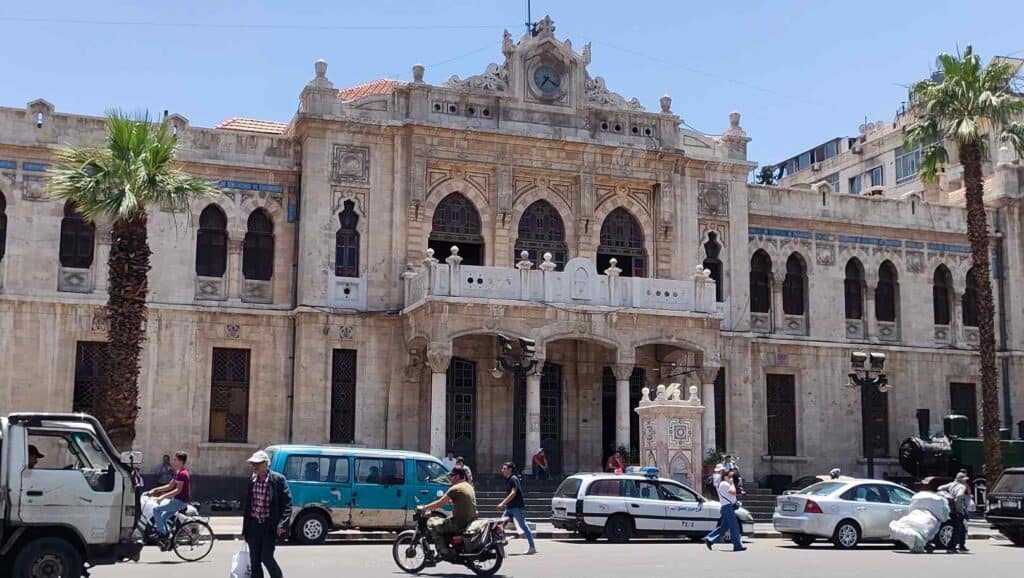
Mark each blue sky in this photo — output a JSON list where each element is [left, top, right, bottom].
[[2, 0, 1021, 167]]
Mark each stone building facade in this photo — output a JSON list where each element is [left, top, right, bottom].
[[1, 19, 1022, 483]]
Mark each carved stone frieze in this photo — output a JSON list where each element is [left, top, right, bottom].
[[697, 181, 729, 217], [331, 144, 370, 183], [584, 73, 645, 111], [444, 62, 509, 93]]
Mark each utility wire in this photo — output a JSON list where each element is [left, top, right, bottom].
[[0, 15, 507, 31]]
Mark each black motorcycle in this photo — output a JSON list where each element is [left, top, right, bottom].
[[392, 510, 507, 577]]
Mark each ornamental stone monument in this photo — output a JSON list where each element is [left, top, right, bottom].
[[635, 383, 705, 488]]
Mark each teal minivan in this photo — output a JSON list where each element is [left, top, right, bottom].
[[265, 445, 451, 544]]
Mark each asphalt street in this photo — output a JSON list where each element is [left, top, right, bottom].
[[92, 537, 1021, 578]]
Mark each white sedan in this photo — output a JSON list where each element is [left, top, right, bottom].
[[773, 479, 942, 548]]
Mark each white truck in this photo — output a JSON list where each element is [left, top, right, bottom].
[[0, 413, 144, 577]]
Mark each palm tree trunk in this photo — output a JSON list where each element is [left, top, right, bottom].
[[960, 140, 1003, 487], [97, 213, 151, 450]]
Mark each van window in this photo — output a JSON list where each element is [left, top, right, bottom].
[[554, 477, 582, 499], [332, 457, 350, 483], [586, 479, 622, 497], [356, 458, 405, 485], [416, 460, 449, 484], [284, 456, 332, 482]]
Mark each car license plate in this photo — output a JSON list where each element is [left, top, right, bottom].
[[782, 503, 797, 512], [555, 507, 566, 517], [1001, 500, 1021, 510]]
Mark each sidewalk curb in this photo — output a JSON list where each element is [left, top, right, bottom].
[[212, 530, 1002, 542]]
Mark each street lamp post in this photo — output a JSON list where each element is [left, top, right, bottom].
[[847, 351, 891, 479]]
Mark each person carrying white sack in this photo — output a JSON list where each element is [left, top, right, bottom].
[[889, 491, 950, 553]]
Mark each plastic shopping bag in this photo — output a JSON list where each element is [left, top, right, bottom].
[[230, 544, 250, 578]]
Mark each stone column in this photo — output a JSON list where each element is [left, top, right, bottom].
[[227, 237, 243, 300], [612, 363, 634, 451], [699, 367, 720, 459], [771, 271, 785, 333], [525, 359, 545, 462], [865, 273, 879, 343], [952, 290, 964, 346], [93, 222, 113, 294], [426, 348, 452, 458]]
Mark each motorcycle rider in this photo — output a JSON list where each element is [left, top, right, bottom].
[[416, 466, 477, 556]]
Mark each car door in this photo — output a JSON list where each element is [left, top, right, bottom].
[[351, 457, 408, 528], [659, 481, 715, 534], [281, 454, 352, 528], [623, 479, 667, 532], [884, 485, 912, 523], [582, 479, 626, 530], [840, 484, 893, 539]]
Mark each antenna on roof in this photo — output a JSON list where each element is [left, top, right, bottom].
[[525, 0, 536, 36]]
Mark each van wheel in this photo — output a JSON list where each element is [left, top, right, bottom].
[[604, 515, 633, 543], [12, 537, 83, 578], [293, 511, 329, 544]]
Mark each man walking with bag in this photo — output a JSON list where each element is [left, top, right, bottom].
[[243, 451, 292, 578]]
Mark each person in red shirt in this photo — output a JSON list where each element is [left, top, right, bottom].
[[606, 450, 626, 472], [531, 448, 551, 480], [146, 451, 191, 543]]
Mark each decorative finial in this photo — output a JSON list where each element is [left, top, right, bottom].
[[660, 94, 672, 114], [412, 63, 425, 83], [315, 59, 328, 79], [426, 248, 434, 258], [610, 258, 618, 267], [521, 250, 529, 259], [450, 246, 460, 256]]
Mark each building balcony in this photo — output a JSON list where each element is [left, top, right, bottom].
[[403, 249, 718, 316]]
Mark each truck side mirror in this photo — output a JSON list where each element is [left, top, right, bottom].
[[120, 451, 144, 465]]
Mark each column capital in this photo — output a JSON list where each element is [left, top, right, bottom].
[[698, 366, 720, 384], [425, 345, 451, 373], [611, 363, 634, 381]]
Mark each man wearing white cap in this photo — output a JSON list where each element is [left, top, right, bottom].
[[938, 472, 972, 553], [242, 451, 292, 578]]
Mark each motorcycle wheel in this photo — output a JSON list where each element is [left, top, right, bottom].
[[468, 547, 503, 577], [392, 531, 428, 574]]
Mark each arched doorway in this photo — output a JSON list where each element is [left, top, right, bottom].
[[597, 208, 646, 277], [514, 363, 563, 474], [430, 193, 484, 265], [514, 200, 567, 269], [445, 358, 477, 468]]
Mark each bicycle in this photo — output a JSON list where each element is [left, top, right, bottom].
[[139, 496, 216, 562]]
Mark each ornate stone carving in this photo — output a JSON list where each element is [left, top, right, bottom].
[[225, 323, 241, 339], [816, 244, 835, 267], [668, 418, 694, 448], [533, 15, 556, 38], [404, 349, 424, 382], [906, 252, 924, 273], [502, 30, 514, 57], [426, 346, 452, 373], [90, 311, 109, 333], [338, 325, 355, 340], [584, 73, 645, 111], [58, 267, 93, 294], [697, 181, 729, 217], [331, 144, 370, 183], [445, 62, 509, 92]]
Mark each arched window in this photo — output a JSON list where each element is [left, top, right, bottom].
[[782, 253, 807, 315], [963, 266, 981, 327], [195, 205, 227, 277], [749, 250, 772, 313], [429, 193, 483, 266], [703, 232, 724, 302], [844, 259, 864, 320], [514, 200, 567, 269], [875, 261, 899, 323], [242, 209, 274, 281], [335, 200, 360, 277], [933, 265, 953, 325], [0, 192, 6, 263], [59, 201, 95, 268], [597, 208, 646, 277]]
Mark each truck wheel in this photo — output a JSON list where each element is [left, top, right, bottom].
[[12, 537, 83, 578]]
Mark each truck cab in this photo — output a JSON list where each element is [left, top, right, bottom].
[[0, 413, 143, 577]]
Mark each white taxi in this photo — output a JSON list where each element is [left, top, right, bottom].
[[550, 468, 754, 543]]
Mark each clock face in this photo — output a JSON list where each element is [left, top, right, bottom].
[[532, 65, 562, 97]]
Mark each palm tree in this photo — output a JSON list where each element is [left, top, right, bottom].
[[905, 47, 1024, 487], [51, 112, 216, 449]]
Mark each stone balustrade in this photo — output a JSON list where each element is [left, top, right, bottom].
[[403, 248, 718, 315]]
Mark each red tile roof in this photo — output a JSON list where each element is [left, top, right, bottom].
[[338, 79, 406, 102], [215, 118, 288, 134]]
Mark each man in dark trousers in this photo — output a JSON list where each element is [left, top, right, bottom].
[[243, 451, 292, 578]]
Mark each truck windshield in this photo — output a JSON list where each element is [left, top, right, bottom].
[[992, 472, 1024, 495], [70, 431, 113, 471]]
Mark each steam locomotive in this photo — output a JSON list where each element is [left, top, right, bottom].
[[898, 410, 1024, 484]]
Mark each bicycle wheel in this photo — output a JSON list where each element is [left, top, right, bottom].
[[172, 520, 215, 562]]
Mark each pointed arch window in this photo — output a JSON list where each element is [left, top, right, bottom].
[[933, 265, 953, 325], [429, 192, 483, 266], [750, 250, 772, 313], [59, 201, 95, 269], [195, 205, 228, 277], [0, 192, 6, 262], [335, 200, 360, 277], [703, 232, 723, 302], [597, 208, 646, 277], [963, 266, 981, 327], [782, 253, 807, 315], [514, 200, 567, 269], [875, 261, 899, 323], [242, 209, 274, 281], [844, 259, 864, 320]]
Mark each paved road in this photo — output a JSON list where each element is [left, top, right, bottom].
[[93, 537, 1020, 578]]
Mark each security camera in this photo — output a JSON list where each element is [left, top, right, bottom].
[[851, 351, 868, 370], [869, 352, 886, 372]]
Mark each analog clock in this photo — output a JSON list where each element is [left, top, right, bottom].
[[532, 65, 562, 98]]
